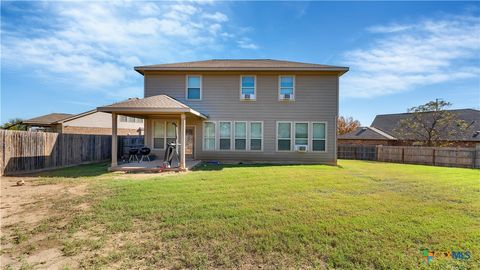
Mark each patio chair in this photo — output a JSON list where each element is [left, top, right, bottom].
[[139, 147, 151, 162], [128, 148, 139, 162]]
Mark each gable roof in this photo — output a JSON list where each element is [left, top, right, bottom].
[[339, 126, 397, 140], [23, 113, 74, 125], [371, 109, 480, 141], [97, 95, 207, 119], [134, 59, 349, 75]]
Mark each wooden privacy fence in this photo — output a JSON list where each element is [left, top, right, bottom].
[[338, 144, 480, 169], [0, 130, 112, 176], [0, 131, 147, 176]]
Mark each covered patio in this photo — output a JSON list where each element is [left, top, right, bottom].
[[98, 95, 207, 172]]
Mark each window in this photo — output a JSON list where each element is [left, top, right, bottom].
[[240, 76, 256, 99], [153, 121, 165, 149], [277, 122, 292, 151], [120, 116, 143, 123], [203, 122, 216, 150], [279, 76, 294, 99], [234, 122, 247, 150], [312, 122, 326, 151], [186, 75, 201, 100], [119, 115, 127, 122], [219, 122, 232, 150], [295, 122, 308, 146], [166, 122, 177, 146], [135, 118, 143, 123], [250, 122, 262, 151]]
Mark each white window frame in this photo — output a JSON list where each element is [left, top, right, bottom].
[[276, 121, 293, 152], [239, 75, 257, 101], [186, 75, 202, 101], [278, 75, 295, 101], [151, 119, 178, 150], [218, 121, 233, 151], [311, 121, 328, 153], [248, 121, 263, 152], [202, 121, 216, 151], [294, 122, 309, 147], [234, 121, 248, 151]]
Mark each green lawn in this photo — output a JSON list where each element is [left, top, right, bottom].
[[6, 160, 480, 269]]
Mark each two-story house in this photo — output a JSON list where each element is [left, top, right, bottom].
[[98, 59, 349, 170]]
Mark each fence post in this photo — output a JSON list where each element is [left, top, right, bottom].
[[401, 147, 405, 163], [432, 148, 436, 166], [474, 144, 480, 169], [354, 147, 357, 160]]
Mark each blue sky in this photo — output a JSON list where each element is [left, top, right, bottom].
[[1, 1, 479, 125]]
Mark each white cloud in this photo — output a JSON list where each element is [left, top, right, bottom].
[[202, 12, 228, 22], [342, 14, 480, 98], [1, 1, 257, 98], [237, 38, 259, 50]]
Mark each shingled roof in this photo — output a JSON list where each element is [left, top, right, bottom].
[[371, 109, 480, 141], [23, 113, 74, 125], [338, 126, 397, 140], [97, 95, 207, 118], [134, 59, 349, 75]]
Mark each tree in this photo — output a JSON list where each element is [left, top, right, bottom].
[[337, 116, 361, 135], [394, 99, 468, 146], [1, 118, 27, 131]]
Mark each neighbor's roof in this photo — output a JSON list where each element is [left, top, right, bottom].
[[23, 113, 74, 125], [339, 126, 397, 140], [371, 109, 480, 141], [134, 59, 349, 75], [97, 95, 207, 119]]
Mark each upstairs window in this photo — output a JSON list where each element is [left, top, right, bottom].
[[279, 76, 295, 100], [312, 122, 326, 152], [186, 75, 202, 100], [240, 75, 256, 100]]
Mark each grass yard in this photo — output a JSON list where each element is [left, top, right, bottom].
[[1, 160, 479, 269]]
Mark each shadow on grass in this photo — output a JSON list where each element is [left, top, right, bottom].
[[20, 162, 110, 178], [191, 162, 337, 171]]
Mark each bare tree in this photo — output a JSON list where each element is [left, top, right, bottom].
[[394, 99, 468, 146], [337, 116, 361, 135]]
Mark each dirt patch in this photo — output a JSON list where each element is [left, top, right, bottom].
[[0, 176, 88, 269]]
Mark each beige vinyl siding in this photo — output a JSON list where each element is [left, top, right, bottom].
[[144, 72, 338, 164]]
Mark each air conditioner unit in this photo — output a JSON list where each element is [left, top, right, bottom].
[[280, 93, 293, 100], [242, 93, 255, 100], [295, 145, 308, 152]]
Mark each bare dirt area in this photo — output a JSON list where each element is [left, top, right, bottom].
[[1, 176, 88, 269]]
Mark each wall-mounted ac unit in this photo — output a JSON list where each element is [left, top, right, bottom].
[[280, 93, 293, 100], [295, 145, 308, 152], [241, 93, 255, 100]]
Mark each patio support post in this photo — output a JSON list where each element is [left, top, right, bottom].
[[180, 113, 186, 170], [111, 112, 118, 167]]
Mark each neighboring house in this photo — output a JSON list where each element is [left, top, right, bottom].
[[23, 110, 144, 135], [339, 109, 480, 147], [98, 59, 349, 169]]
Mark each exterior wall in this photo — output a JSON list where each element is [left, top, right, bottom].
[[63, 111, 143, 130], [144, 72, 339, 164], [62, 126, 139, 136]]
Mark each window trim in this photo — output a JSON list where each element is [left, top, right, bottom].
[[202, 121, 216, 151], [294, 121, 309, 147], [218, 121, 233, 151], [239, 75, 257, 101], [278, 75, 295, 101], [151, 119, 178, 150], [234, 121, 248, 151], [249, 121, 264, 152], [276, 121, 293, 152], [185, 75, 202, 101], [311, 121, 328, 153]]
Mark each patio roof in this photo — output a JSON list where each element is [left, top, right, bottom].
[[97, 95, 208, 119]]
